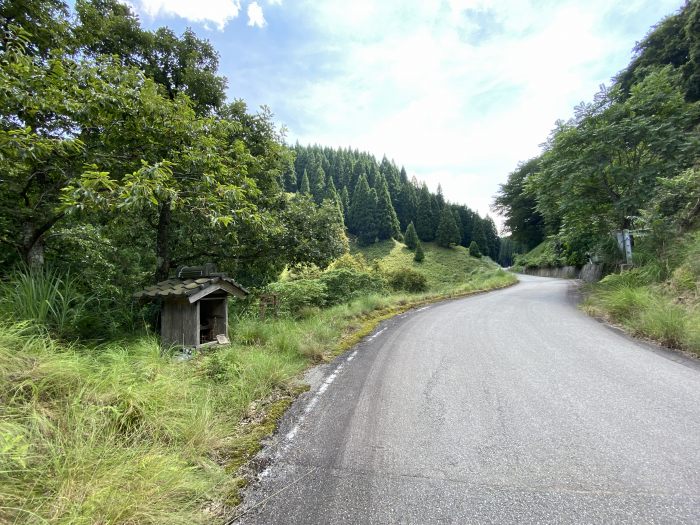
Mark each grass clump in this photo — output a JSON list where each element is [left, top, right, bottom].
[[583, 229, 700, 355]]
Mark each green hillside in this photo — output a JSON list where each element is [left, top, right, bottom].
[[353, 239, 500, 291]]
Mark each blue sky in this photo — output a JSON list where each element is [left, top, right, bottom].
[[127, 0, 684, 227]]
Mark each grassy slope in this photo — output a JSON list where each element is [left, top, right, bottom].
[[353, 239, 499, 291], [582, 229, 700, 355], [0, 243, 514, 524]]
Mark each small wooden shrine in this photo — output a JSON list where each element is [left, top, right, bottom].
[[134, 264, 248, 349]]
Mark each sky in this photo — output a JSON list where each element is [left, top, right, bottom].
[[126, 0, 684, 229]]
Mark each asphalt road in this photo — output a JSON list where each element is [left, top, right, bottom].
[[234, 275, 700, 524]]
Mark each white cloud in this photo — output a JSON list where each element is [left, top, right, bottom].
[[131, 0, 241, 30], [276, 0, 682, 227], [247, 1, 267, 28]]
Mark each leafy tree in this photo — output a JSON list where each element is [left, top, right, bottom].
[[493, 157, 546, 250], [0, 0, 71, 57], [414, 240, 425, 262], [436, 206, 461, 247], [404, 222, 418, 250], [469, 241, 481, 258], [0, 27, 141, 266], [75, 0, 227, 114], [530, 67, 700, 248]]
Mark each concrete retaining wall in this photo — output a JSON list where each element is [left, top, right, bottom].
[[520, 262, 604, 282]]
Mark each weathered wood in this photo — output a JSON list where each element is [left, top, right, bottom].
[[161, 299, 199, 348]]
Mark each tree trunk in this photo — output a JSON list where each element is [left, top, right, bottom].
[[155, 201, 172, 282], [22, 223, 44, 268]]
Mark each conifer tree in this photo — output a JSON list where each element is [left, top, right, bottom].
[[311, 165, 326, 203], [282, 161, 297, 192], [325, 172, 338, 201], [471, 219, 488, 255], [349, 174, 377, 245], [404, 221, 418, 250], [436, 183, 445, 210], [483, 215, 501, 260], [469, 240, 482, 258], [436, 206, 461, 247], [340, 186, 350, 223], [299, 169, 311, 194], [396, 180, 417, 230], [375, 174, 400, 240], [414, 240, 425, 262], [416, 184, 436, 241]]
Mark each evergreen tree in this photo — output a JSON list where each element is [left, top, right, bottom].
[[340, 186, 350, 224], [416, 184, 436, 241], [471, 218, 488, 255], [395, 181, 417, 230], [436, 206, 461, 247], [311, 165, 326, 203], [299, 169, 311, 194], [483, 216, 500, 259], [404, 221, 418, 250], [375, 175, 400, 240], [282, 161, 297, 192], [436, 183, 445, 210], [349, 174, 377, 245], [469, 241, 481, 258], [325, 171, 338, 201], [414, 240, 425, 262]]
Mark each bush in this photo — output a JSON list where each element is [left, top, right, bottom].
[[469, 241, 481, 258], [319, 268, 386, 305], [414, 241, 425, 262], [404, 222, 418, 250], [387, 268, 428, 293], [264, 279, 327, 316]]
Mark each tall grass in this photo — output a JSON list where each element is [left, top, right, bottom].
[[583, 233, 700, 355], [0, 267, 92, 337], [0, 258, 515, 523]]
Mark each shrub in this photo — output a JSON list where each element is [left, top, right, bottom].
[[327, 253, 371, 272], [264, 279, 327, 316], [414, 241, 425, 262], [319, 268, 386, 305], [387, 268, 428, 293], [404, 222, 418, 250], [469, 241, 481, 258]]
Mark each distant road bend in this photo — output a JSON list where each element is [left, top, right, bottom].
[[235, 275, 700, 524]]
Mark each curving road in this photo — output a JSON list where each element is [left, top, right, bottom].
[[234, 275, 700, 524]]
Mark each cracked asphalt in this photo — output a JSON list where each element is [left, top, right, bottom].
[[234, 275, 700, 524]]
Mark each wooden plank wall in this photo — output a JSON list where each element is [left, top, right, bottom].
[[162, 299, 199, 347]]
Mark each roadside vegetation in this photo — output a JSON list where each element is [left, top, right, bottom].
[[0, 241, 513, 524], [582, 230, 700, 355], [493, 2, 700, 352]]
